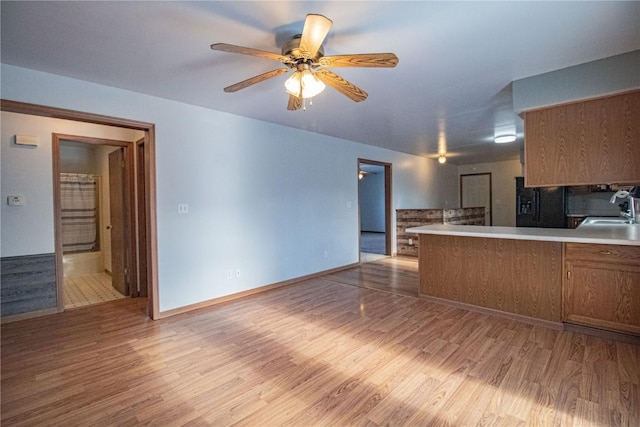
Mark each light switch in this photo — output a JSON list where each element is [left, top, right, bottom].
[[7, 195, 26, 206], [177, 203, 189, 214]]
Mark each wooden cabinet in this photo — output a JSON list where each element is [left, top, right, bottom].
[[524, 90, 640, 187], [564, 243, 640, 335]]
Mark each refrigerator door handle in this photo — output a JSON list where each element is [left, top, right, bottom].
[[533, 189, 540, 222]]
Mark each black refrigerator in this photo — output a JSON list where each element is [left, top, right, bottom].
[[515, 177, 566, 228]]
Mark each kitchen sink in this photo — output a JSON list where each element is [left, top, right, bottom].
[[580, 217, 635, 226]]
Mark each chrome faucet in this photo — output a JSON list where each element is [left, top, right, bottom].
[[610, 187, 638, 224]]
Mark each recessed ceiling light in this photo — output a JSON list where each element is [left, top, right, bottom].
[[494, 135, 517, 144]]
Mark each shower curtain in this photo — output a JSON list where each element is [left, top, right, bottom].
[[60, 173, 98, 253]]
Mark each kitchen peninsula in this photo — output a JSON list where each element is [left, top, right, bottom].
[[406, 223, 640, 336]]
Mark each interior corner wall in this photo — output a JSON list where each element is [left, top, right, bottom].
[[457, 159, 523, 226], [1, 64, 459, 313]]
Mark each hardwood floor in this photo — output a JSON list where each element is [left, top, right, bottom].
[[2, 257, 639, 426], [328, 255, 419, 298]]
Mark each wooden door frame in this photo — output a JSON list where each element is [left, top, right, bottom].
[[358, 158, 393, 257], [460, 172, 492, 226], [1, 99, 159, 320], [53, 134, 137, 303]]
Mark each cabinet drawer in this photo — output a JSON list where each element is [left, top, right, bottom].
[[565, 243, 640, 264]]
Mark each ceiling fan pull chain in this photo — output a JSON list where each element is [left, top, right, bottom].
[[303, 98, 307, 111]]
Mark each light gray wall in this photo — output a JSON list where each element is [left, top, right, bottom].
[[1, 64, 459, 313], [60, 143, 97, 174], [513, 50, 640, 113], [359, 171, 385, 232]]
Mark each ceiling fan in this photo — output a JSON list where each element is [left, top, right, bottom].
[[210, 14, 399, 110]]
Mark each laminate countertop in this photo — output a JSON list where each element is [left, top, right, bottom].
[[406, 223, 640, 246]]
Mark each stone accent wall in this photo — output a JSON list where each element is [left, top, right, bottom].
[[443, 208, 486, 225], [396, 208, 485, 256]]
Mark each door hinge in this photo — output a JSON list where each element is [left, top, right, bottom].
[[124, 267, 129, 277]]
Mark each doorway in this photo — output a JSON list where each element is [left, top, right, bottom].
[[54, 135, 139, 309], [1, 99, 159, 320], [358, 159, 392, 262], [460, 173, 492, 225]]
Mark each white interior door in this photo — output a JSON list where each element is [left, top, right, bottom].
[[461, 173, 492, 225]]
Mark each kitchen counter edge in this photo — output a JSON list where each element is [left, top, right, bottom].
[[406, 224, 640, 246]]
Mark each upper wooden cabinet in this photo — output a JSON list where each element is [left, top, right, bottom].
[[524, 90, 640, 187]]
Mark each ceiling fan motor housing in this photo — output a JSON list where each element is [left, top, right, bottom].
[[281, 35, 324, 63]]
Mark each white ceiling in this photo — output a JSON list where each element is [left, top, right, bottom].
[[2, 1, 639, 165]]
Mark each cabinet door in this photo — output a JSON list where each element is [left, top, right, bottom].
[[525, 90, 640, 187], [565, 260, 640, 335]]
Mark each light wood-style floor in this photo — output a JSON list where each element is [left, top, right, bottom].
[[2, 257, 638, 426], [330, 255, 419, 298]]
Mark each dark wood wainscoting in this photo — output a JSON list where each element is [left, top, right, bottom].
[[1, 253, 57, 318]]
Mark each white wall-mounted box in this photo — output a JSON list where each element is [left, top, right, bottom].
[[14, 135, 39, 146]]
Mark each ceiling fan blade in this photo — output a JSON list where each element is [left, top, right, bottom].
[[319, 53, 399, 68], [315, 69, 368, 102], [287, 95, 302, 111], [211, 43, 292, 63], [223, 68, 290, 93], [299, 14, 333, 59]]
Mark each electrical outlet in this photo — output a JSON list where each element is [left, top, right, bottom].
[[226, 269, 233, 279], [178, 203, 189, 214], [7, 195, 25, 206]]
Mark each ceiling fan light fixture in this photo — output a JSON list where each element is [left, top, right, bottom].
[[284, 70, 325, 99], [438, 154, 447, 164], [494, 134, 517, 144]]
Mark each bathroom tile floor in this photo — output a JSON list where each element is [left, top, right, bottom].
[[64, 273, 125, 309]]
